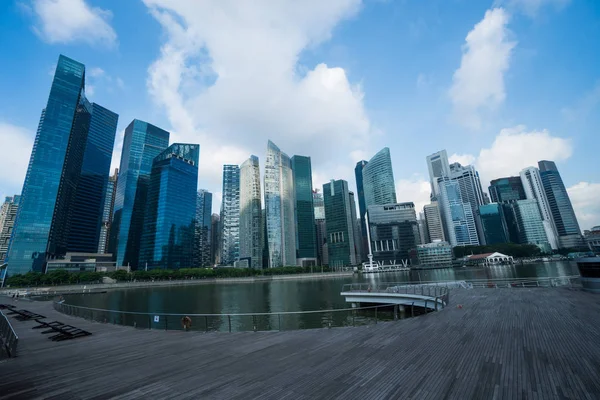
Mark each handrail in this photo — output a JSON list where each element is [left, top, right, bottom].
[[0, 310, 19, 358]]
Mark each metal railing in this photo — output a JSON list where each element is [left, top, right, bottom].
[[0, 310, 19, 358], [53, 301, 425, 332], [341, 283, 450, 310]]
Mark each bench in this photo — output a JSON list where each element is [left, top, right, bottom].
[[7, 309, 46, 321], [32, 319, 91, 341]]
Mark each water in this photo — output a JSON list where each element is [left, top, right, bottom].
[[63, 261, 578, 331]]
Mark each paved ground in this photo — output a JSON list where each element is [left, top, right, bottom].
[[1, 287, 600, 399]]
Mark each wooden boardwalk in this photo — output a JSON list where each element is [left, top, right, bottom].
[[2, 287, 600, 399]]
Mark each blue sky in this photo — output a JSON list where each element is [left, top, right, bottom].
[[0, 0, 598, 229]]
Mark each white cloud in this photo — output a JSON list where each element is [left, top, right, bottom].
[[395, 176, 431, 216], [142, 0, 370, 206], [0, 123, 34, 199], [497, 0, 570, 16], [449, 8, 516, 129], [31, 0, 117, 47], [567, 182, 600, 231], [449, 153, 476, 166], [88, 67, 105, 78]]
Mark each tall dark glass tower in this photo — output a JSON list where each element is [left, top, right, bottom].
[[7, 55, 118, 275], [110, 119, 169, 269], [362, 147, 397, 207], [195, 189, 213, 267], [488, 177, 526, 203], [220, 164, 240, 265], [323, 180, 358, 268], [291, 155, 316, 265], [354, 160, 368, 261], [139, 143, 199, 270]]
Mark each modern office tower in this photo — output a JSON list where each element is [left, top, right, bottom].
[[220, 164, 240, 265], [354, 160, 369, 260], [449, 162, 486, 244], [479, 203, 509, 245], [7, 55, 119, 275], [423, 201, 445, 242], [538, 160, 584, 248], [323, 180, 358, 268], [210, 213, 221, 265], [362, 148, 397, 208], [367, 202, 419, 264], [520, 167, 559, 249], [483, 192, 491, 205], [98, 169, 118, 254], [426, 150, 451, 199], [239, 156, 262, 268], [139, 144, 199, 270], [511, 199, 551, 252], [0, 196, 20, 261], [437, 177, 479, 247], [111, 119, 169, 269], [264, 140, 296, 267], [194, 189, 213, 267], [488, 177, 526, 203], [313, 190, 325, 220], [417, 213, 428, 245], [291, 155, 317, 266], [349, 191, 361, 263], [313, 190, 327, 266]]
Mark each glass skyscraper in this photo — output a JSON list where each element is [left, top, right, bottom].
[[511, 199, 551, 253], [426, 150, 451, 199], [449, 162, 486, 244], [194, 189, 213, 267], [479, 203, 509, 245], [98, 169, 118, 254], [0, 196, 20, 262], [437, 177, 479, 247], [367, 202, 419, 264], [520, 166, 559, 249], [264, 141, 296, 267], [423, 201, 445, 242], [488, 177, 526, 203], [538, 160, 583, 248], [323, 179, 357, 268], [239, 156, 262, 268], [111, 119, 170, 269], [7, 55, 118, 275], [220, 164, 240, 265], [139, 143, 199, 270], [291, 155, 317, 265], [362, 147, 397, 208], [354, 160, 368, 261]]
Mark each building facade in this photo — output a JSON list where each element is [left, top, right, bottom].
[[210, 213, 221, 265], [416, 241, 452, 267], [488, 177, 526, 203], [323, 180, 357, 268], [479, 203, 509, 245], [423, 202, 445, 242], [111, 119, 169, 269], [367, 203, 419, 264], [239, 156, 262, 268], [520, 166, 559, 249], [354, 160, 369, 261], [313, 190, 327, 266], [449, 162, 486, 244], [264, 141, 296, 267], [139, 143, 199, 270], [220, 164, 240, 265], [98, 169, 118, 254], [362, 147, 397, 208], [0, 196, 20, 262], [291, 155, 317, 266], [437, 178, 479, 247], [7, 55, 119, 275], [426, 150, 451, 199], [584, 226, 600, 253], [509, 199, 551, 252], [195, 189, 213, 267]]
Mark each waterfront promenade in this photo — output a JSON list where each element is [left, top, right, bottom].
[[2, 287, 600, 399]]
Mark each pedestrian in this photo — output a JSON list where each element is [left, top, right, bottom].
[[181, 316, 192, 331]]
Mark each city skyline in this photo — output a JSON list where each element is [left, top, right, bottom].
[[0, 1, 598, 231]]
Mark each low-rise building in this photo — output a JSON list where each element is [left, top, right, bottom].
[[584, 226, 600, 254], [46, 253, 116, 273], [464, 252, 514, 266], [416, 240, 452, 268]]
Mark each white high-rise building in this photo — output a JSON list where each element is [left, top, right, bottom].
[[264, 140, 296, 267], [437, 178, 479, 247], [426, 150, 451, 199], [520, 167, 559, 250], [423, 202, 445, 243], [0, 195, 20, 262], [240, 156, 263, 268], [449, 162, 486, 245]]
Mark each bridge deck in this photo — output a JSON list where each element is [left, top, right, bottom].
[[2, 287, 600, 399]]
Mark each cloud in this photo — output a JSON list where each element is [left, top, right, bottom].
[[449, 153, 476, 166], [85, 67, 125, 98], [395, 176, 431, 215], [142, 0, 370, 206], [30, 0, 117, 47], [449, 8, 516, 129], [496, 0, 570, 16], [0, 123, 34, 199], [567, 182, 600, 231]]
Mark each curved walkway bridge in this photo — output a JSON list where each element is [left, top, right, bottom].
[[3, 280, 600, 399]]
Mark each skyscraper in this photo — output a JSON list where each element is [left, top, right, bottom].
[[0, 196, 20, 262], [139, 143, 199, 270], [349, 191, 361, 263], [220, 164, 240, 265], [423, 202, 445, 242], [449, 162, 486, 244], [111, 119, 169, 269], [437, 177, 479, 247], [210, 213, 221, 265], [417, 213, 429, 245], [323, 179, 357, 267], [520, 167, 559, 249], [264, 141, 296, 267], [479, 203, 509, 245], [511, 199, 551, 252], [538, 160, 583, 248], [98, 169, 118, 254], [426, 150, 451, 199], [7, 55, 118, 275], [354, 160, 368, 261], [367, 202, 419, 264], [291, 155, 317, 266], [313, 190, 327, 266], [195, 189, 213, 267], [239, 156, 262, 268], [362, 148, 397, 207], [488, 177, 526, 203]]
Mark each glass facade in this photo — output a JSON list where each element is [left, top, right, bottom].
[[323, 180, 357, 267], [220, 164, 240, 265], [194, 189, 213, 267], [239, 156, 262, 268], [423, 202, 445, 242], [111, 119, 170, 269], [7, 55, 119, 275], [426, 150, 450, 199], [98, 169, 118, 254], [0, 196, 20, 262], [139, 143, 199, 269], [291, 155, 316, 262], [211, 213, 221, 265], [367, 203, 419, 264], [362, 147, 397, 207], [449, 162, 486, 244], [479, 203, 509, 245], [511, 199, 551, 252], [488, 177, 526, 203], [416, 241, 452, 267], [437, 178, 479, 247], [520, 166, 559, 249], [264, 141, 296, 267]]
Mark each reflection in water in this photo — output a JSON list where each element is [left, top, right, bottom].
[[66, 261, 578, 330]]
